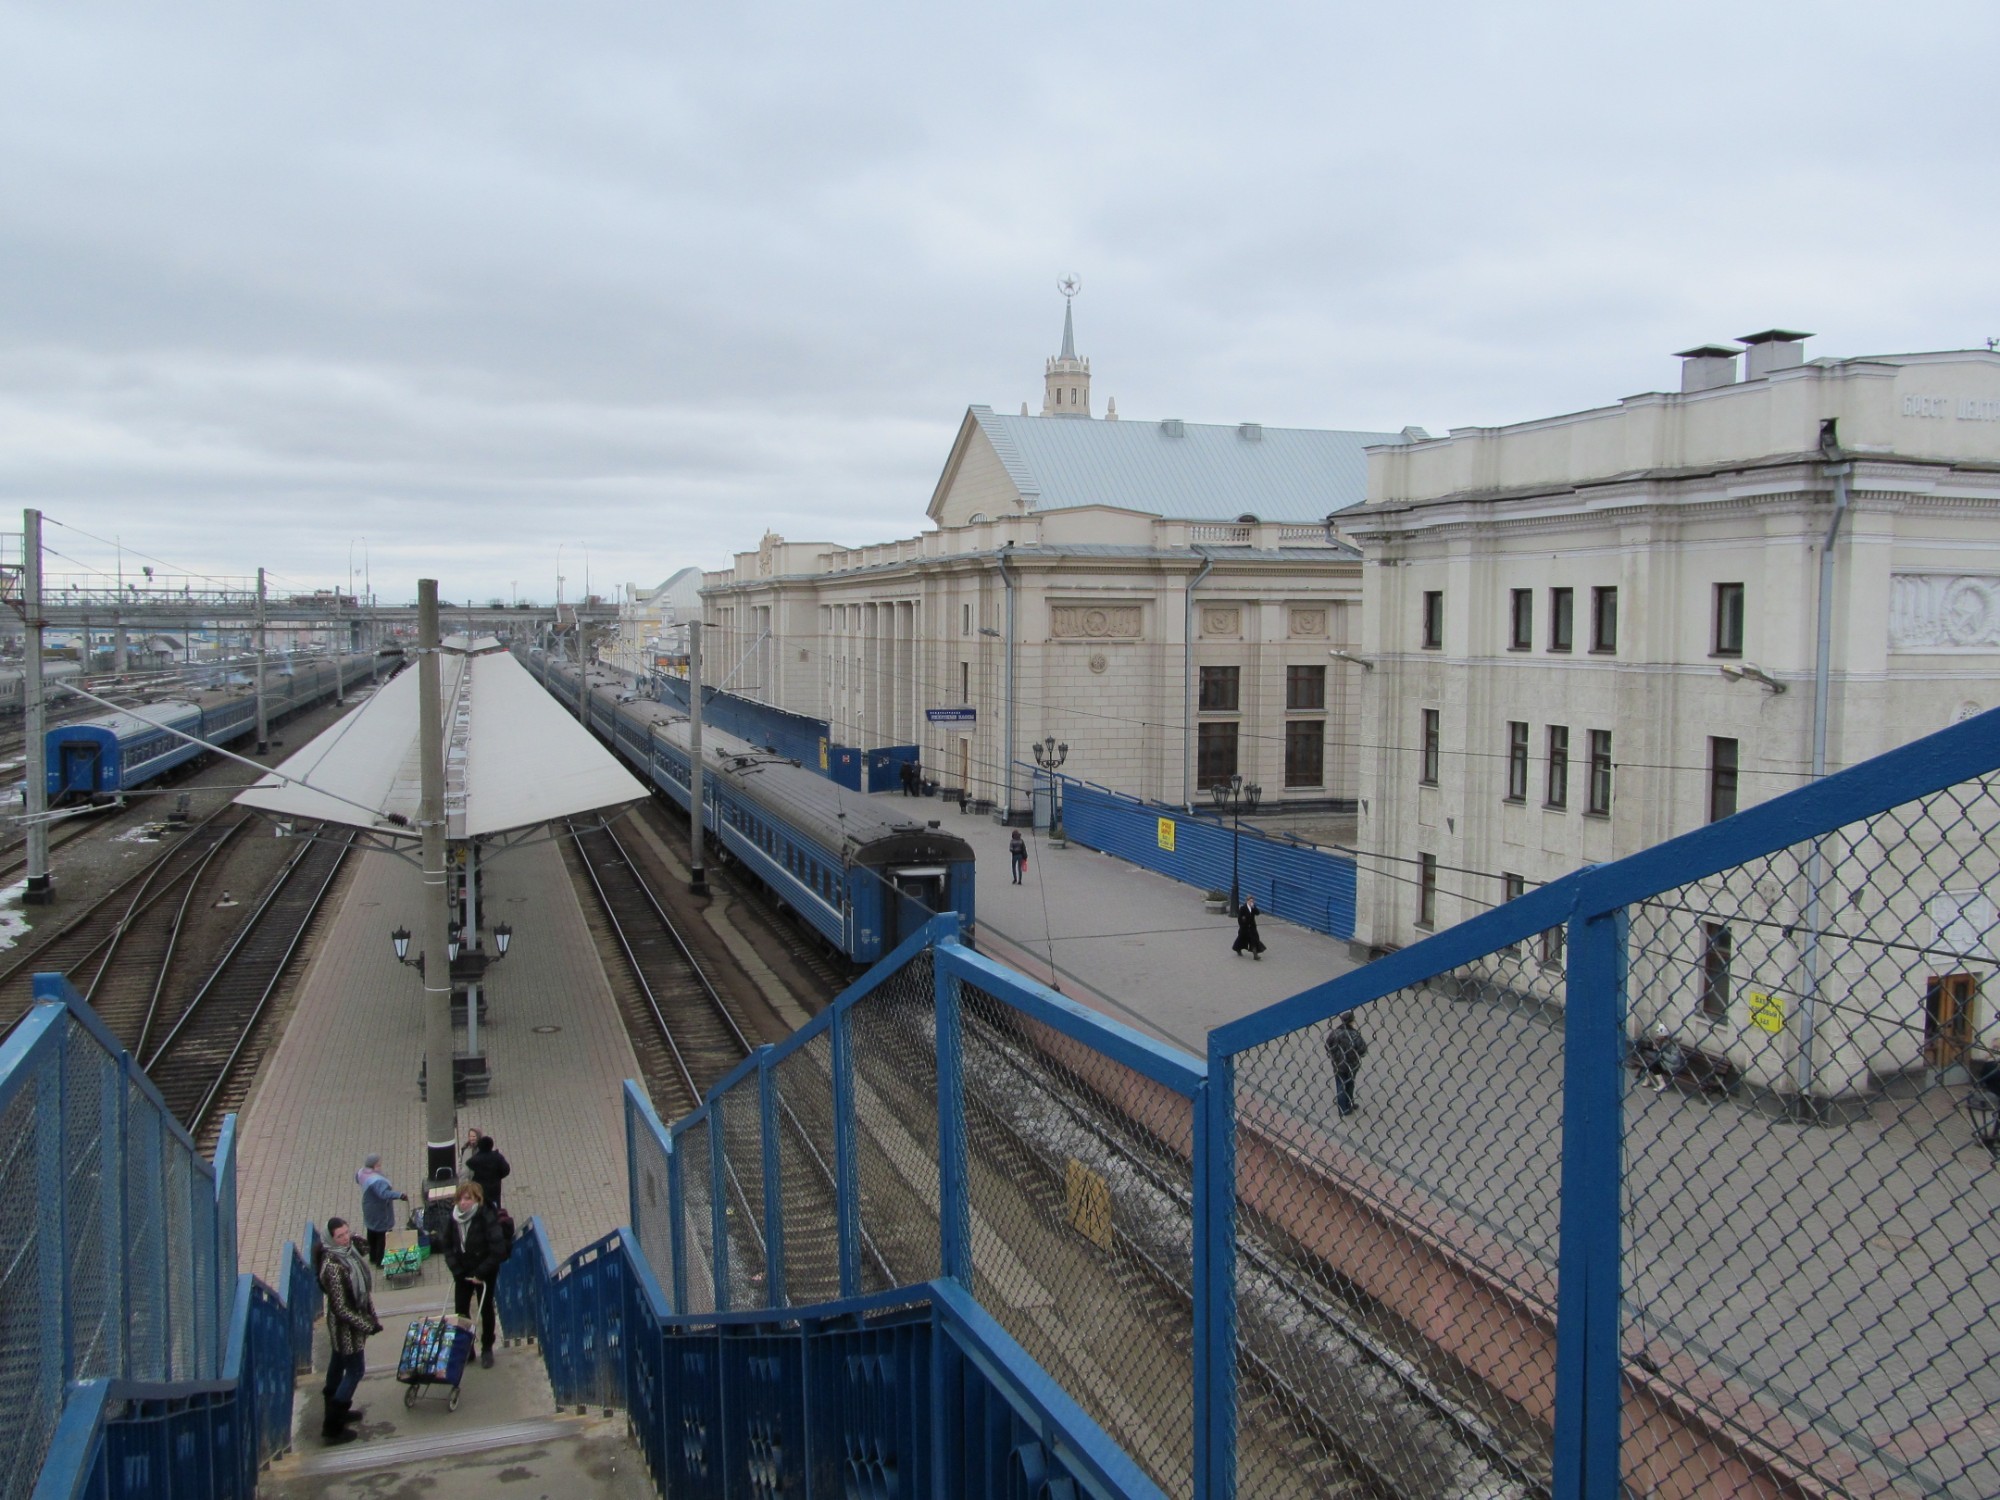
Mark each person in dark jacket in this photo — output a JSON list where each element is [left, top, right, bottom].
[[1009, 830, 1027, 884], [355, 1154, 408, 1267], [318, 1217, 381, 1443], [1325, 1013, 1368, 1117], [1232, 895, 1265, 959], [442, 1180, 503, 1366], [465, 1135, 511, 1209]]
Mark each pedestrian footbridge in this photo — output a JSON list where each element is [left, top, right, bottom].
[[12, 706, 2000, 1497]]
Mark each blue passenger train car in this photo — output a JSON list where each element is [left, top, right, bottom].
[[529, 652, 975, 964], [47, 653, 377, 801]]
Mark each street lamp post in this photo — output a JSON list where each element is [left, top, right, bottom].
[[1031, 734, 1068, 843], [1210, 773, 1262, 915]]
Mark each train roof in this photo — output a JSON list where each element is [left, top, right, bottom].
[[581, 672, 972, 858], [53, 701, 204, 739]]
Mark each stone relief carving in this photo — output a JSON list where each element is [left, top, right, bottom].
[[1202, 607, 1241, 638], [1889, 574, 2000, 650], [1051, 604, 1141, 639], [1289, 607, 1328, 638], [1088, 653, 1109, 675]]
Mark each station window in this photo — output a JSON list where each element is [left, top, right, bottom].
[[1199, 666, 1240, 713], [1197, 722, 1239, 789], [1709, 737, 1739, 822], [1505, 721, 1529, 802], [1417, 853, 1438, 929], [1714, 582, 1745, 657], [1284, 721, 1323, 788], [1546, 725, 1569, 809], [1587, 729, 1613, 815], [961, 661, 969, 703], [1508, 589, 1532, 651], [1548, 588, 1574, 653], [1501, 872, 1527, 953], [1420, 709, 1440, 786], [963, 603, 971, 636], [1421, 590, 1444, 650], [1590, 587, 1618, 654], [1286, 664, 1325, 711], [1700, 923, 1733, 1021], [1540, 923, 1565, 971]]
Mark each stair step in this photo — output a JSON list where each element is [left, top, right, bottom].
[[286, 1416, 583, 1477]]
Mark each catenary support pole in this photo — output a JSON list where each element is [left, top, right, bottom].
[[254, 567, 269, 755], [22, 509, 52, 905], [418, 579, 456, 1184], [687, 619, 707, 894], [465, 840, 480, 1061]]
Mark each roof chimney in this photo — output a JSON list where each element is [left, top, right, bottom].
[[1237, 422, 1262, 442], [1159, 418, 1185, 438], [1675, 344, 1740, 393], [1739, 329, 1812, 381]]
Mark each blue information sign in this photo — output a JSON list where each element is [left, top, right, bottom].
[[926, 707, 978, 724]]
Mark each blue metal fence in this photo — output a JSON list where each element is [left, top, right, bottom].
[[8, 978, 324, 1500], [617, 707, 2000, 1497], [1059, 778, 1358, 940]]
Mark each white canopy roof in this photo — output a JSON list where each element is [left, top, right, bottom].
[[236, 642, 646, 839]]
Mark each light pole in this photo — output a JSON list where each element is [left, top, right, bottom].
[[1210, 773, 1262, 915], [1032, 734, 1068, 843]]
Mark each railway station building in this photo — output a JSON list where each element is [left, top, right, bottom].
[[698, 302, 1417, 816], [1345, 332, 2000, 1096]]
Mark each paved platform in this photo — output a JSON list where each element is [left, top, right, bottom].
[[916, 790, 1360, 1055], [234, 826, 643, 1283]]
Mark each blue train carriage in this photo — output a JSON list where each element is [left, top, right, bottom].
[[48, 701, 205, 799], [544, 657, 975, 964]]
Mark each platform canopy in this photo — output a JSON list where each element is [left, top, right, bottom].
[[236, 639, 646, 840]]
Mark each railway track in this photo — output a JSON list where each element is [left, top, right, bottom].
[[145, 825, 355, 1145], [0, 805, 251, 1037]]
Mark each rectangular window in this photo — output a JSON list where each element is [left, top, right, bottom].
[[1421, 590, 1444, 650], [1709, 736, 1739, 822], [1590, 586, 1618, 653], [1501, 872, 1527, 953], [1199, 665, 1240, 712], [1509, 589, 1533, 651], [1541, 923, 1566, 970], [1417, 852, 1438, 928], [1548, 588, 1573, 653], [960, 661, 969, 702], [1546, 725, 1569, 808], [1506, 721, 1529, 801], [1197, 722, 1239, 789], [1286, 664, 1326, 711], [1420, 708, 1440, 785], [1284, 721, 1323, 788], [1700, 923, 1733, 1020], [1587, 729, 1613, 814], [963, 602, 972, 636], [1714, 582, 1744, 657]]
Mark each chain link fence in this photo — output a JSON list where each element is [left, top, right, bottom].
[[0, 986, 238, 1500]]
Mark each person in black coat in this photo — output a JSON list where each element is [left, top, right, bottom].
[[442, 1180, 503, 1365], [1232, 895, 1266, 959], [465, 1135, 511, 1209]]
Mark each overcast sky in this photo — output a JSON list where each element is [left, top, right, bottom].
[[2, 2, 1994, 606]]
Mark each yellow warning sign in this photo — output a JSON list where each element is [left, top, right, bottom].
[[1748, 990, 1785, 1034], [1064, 1158, 1113, 1251], [818, 737, 829, 771], [1157, 817, 1176, 852]]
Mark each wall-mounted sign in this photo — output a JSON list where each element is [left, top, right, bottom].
[[926, 707, 977, 724], [1748, 990, 1785, 1035], [1157, 817, 1176, 852]]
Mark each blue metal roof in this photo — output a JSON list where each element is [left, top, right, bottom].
[[967, 407, 1404, 523]]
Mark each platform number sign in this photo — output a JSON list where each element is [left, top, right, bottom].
[[1157, 817, 1176, 852]]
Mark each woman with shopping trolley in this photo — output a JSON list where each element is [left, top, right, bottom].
[[441, 1180, 504, 1367]]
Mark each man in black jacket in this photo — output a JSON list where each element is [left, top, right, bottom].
[[1325, 1012, 1368, 1117], [442, 1181, 504, 1366], [466, 1135, 511, 1210]]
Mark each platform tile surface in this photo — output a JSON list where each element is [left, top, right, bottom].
[[234, 827, 644, 1284]]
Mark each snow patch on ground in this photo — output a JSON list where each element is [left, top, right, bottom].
[[0, 880, 32, 953], [114, 822, 174, 844]]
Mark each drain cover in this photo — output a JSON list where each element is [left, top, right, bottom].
[[532, 1025, 562, 1035]]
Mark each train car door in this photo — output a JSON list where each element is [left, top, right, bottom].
[[61, 743, 102, 795], [885, 865, 947, 949]]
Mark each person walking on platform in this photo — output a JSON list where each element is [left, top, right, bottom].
[[355, 1155, 408, 1267], [1232, 895, 1266, 959], [443, 1181, 504, 1368], [460, 1125, 480, 1174], [1009, 830, 1027, 885], [1325, 1012, 1368, 1117], [466, 1134, 511, 1209], [318, 1217, 381, 1444]]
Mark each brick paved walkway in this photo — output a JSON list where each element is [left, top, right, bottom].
[[235, 828, 642, 1283]]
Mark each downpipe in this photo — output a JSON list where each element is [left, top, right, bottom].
[[997, 545, 1017, 821], [1183, 551, 1214, 814]]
